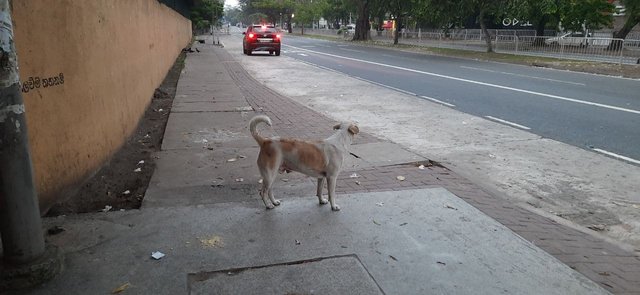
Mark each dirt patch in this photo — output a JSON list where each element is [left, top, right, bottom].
[[45, 52, 186, 216]]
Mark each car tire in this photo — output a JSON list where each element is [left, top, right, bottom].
[[275, 50, 280, 56], [247, 50, 252, 56]]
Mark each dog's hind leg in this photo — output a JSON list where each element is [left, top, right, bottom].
[[316, 178, 328, 205], [259, 169, 276, 209], [326, 175, 340, 211]]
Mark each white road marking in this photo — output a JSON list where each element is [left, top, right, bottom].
[[340, 48, 366, 53], [420, 96, 456, 107], [593, 148, 640, 165], [485, 116, 531, 130], [460, 66, 586, 86], [352, 76, 416, 96], [284, 44, 640, 115]]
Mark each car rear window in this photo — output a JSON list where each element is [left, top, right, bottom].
[[252, 26, 277, 33]]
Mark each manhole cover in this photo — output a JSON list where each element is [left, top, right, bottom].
[[188, 255, 383, 294]]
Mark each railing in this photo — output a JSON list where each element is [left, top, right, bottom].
[[297, 28, 640, 64], [495, 35, 640, 64]]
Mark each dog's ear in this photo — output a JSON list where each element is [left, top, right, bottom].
[[333, 123, 342, 130], [348, 124, 359, 135]]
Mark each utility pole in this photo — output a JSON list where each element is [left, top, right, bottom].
[[0, 0, 61, 290]]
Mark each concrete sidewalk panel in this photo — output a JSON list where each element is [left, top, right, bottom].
[[349, 142, 427, 168], [189, 255, 383, 295], [143, 148, 318, 208], [161, 112, 258, 150], [171, 101, 253, 113], [175, 83, 246, 103], [38, 188, 608, 295]]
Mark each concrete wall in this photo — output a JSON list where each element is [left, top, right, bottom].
[[11, 0, 192, 212]]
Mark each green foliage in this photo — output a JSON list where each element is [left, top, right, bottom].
[[560, 0, 614, 32], [192, 0, 225, 29]]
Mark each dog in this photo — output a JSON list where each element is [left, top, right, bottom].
[[249, 115, 359, 211]]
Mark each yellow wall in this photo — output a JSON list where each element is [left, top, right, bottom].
[[11, 0, 192, 212]]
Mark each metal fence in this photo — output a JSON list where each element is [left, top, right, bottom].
[[495, 36, 640, 64], [299, 28, 640, 64]]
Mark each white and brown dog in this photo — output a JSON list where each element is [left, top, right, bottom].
[[249, 115, 359, 211]]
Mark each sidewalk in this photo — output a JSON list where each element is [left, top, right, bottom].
[[24, 43, 639, 294]]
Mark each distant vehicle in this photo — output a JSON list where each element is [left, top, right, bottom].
[[345, 24, 356, 33], [545, 32, 591, 47], [243, 24, 281, 56]]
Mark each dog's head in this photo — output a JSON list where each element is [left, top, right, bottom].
[[333, 122, 359, 137]]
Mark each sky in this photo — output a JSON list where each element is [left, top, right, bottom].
[[225, 0, 239, 8]]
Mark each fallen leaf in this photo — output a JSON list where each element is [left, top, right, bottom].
[[376, 202, 384, 207], [396, 176, 406, 181], [238, 155, 247, 159], [355, 181, 361, 185], [282, 178, 289, 182], [122, 190, 131, 195], [389, 255, 398, 261], [235, 178, 244, 182], [399, 222, 408, 226], [437, 261, 446, 266], [295, 240, 301, 245], [350, 173, 359, 178], [101, 205, 112, 213], [418, 165, 425, 170], [200, 235, 224, 248], [227, 158, 237, 162], [133, 168, 142, 173], [112, 282, 131, 294], [258, 179, 263, 184], [598, 272, 610, 276], [444, 204, 458, 210], [373, 220, 381, 226]]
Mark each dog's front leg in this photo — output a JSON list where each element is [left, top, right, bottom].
[[317, 178, 328, 205], [326, 175, 340, 211]]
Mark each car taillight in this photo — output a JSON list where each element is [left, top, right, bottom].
[[275, 34, 281, 40], [248, 33, 255, 38]]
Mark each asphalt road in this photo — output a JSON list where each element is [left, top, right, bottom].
[[277, 35, 640, 164]]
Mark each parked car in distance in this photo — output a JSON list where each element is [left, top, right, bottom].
[[242, 24, 281, 56], [545, 32, 591, 47]]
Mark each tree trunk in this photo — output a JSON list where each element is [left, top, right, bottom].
[[353, 0, 370, 41], [393, 24, 400, 45], [479, 8, 493, 53], [533, 15, 548, 46], [301, 22, 304, 35], [287, 15, 292, 33], [608, 14, 639, 50]]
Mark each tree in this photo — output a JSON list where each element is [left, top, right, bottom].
[[387, 0, 424, 44], [344, 0, 372, 40], [508, 0, 563, 39], [560, 0, 614, 33], [192, 0, 225, 31], [613, 0, 640, 39]]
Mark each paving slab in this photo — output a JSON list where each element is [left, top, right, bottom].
[[171, 101, 253, 113], [161, 112, 259, 150], [348, 142, 427, 169], [34, 188, 608, 295], [143, 148, 318, 208], [189, 255, 383, 295], [175, 84, 246, 103]]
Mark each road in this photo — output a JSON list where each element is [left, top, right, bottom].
[[277, 36, 640, 164]]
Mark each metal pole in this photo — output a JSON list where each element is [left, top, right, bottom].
[[0, 0, 45, 264]]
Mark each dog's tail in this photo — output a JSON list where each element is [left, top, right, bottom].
[[249, 115, 272, 144]]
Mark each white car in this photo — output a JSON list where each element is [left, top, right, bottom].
[[545, 32, 591, 46]]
